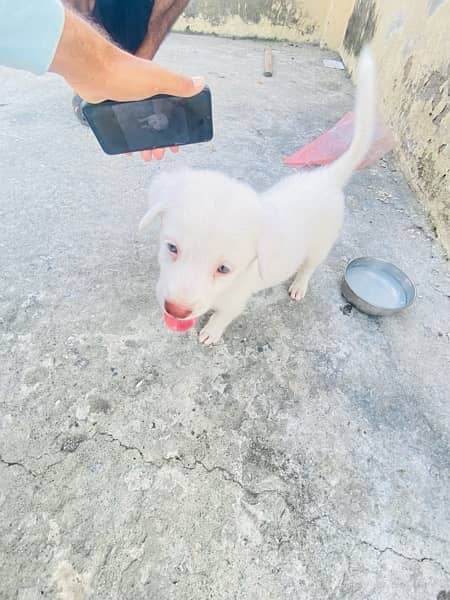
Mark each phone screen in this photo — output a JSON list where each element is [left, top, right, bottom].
[[82, 88, 213, 155]]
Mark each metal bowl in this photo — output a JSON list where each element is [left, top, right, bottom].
[[342, 257, 416, 316]]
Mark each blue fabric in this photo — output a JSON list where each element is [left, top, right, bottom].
[[0, 0, 65, 75], [93, 0, 154, 53]]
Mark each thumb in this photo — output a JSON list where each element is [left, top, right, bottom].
[[152, 65, 205, 97]]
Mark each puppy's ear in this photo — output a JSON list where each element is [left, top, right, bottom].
[[138, 171, 175, 231], [256, 208, 280, 284]]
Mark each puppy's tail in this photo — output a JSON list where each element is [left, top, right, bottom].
[[328, 47, 377, 187]]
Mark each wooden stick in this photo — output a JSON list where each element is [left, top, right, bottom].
[[263, 48, 273, 77]]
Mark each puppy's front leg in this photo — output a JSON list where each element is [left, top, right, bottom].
[[199, 296, 249, 346], [199, 312, 236, 346]]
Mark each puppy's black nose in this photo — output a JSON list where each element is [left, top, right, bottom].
[[164, 301, 193, 319]]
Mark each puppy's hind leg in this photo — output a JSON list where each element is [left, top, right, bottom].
[[289, 254, 324, 301]]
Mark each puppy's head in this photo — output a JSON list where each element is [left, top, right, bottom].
[[140, 168, 263, 320]]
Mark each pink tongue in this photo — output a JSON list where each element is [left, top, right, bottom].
[[164, 312, 196, 332]]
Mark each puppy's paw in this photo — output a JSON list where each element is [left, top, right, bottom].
[[289, 282, 307, 301], [199, 318, 225, 346]]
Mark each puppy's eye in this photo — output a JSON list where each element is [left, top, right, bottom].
[[167, 243, 178, 255], [217, 264, 231, 274]]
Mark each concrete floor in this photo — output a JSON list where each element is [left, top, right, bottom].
[[0, 34, 449, 600]]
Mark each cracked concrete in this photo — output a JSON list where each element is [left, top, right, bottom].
[[0, 34, 449, 599]]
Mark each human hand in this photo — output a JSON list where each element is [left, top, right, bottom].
[[127, 147, 179, 161], [90, 55, 204, 105], [50, 9, 205, 104]]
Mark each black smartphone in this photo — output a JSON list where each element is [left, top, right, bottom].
[[82, 86, 213, 155]]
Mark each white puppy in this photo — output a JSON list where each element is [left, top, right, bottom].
[[140, 49, 376, 345]]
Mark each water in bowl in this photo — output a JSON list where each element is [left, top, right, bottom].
[[346, 265, 407, 309]]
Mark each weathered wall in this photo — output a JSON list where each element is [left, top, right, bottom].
[[174, 0, 328, 43], [320, 0, 355, 49], [174, 0, 450, 255], [340, 0, 450, 254]]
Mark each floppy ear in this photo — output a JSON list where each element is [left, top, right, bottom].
[[256, 207, 281, 284], [138, 171, 176, 231]]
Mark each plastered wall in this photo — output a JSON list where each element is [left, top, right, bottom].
[[340, 0, 449, 254], [175, 0, 330, 43]]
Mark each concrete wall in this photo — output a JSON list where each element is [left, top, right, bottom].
[[175, 0, 450, 255], [175, 1, 319, 42], [340, 0, 450, 254]]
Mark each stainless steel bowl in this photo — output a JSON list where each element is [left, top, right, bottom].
[[342, 257, 416, 316]]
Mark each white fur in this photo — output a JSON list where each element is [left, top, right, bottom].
[[139, 49, 376, 344]]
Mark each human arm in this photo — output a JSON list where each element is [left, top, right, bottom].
[[0, 2, 203, 160], [134, 0, 190, 60], [49, 6, 204, 103], [0, 0, 203, 100]]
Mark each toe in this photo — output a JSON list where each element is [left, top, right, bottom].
[[289, 287, 305, 301], [199, 327, 221, 345]]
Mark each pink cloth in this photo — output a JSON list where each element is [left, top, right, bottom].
[[283, 112, 395, 169]]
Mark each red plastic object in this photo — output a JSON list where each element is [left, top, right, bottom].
[[164, 312, 196, 333], [283, 111, 395, 169]]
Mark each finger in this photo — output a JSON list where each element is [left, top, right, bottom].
[[141, 150, 153, 161], [170, 146, 179, 154], [153, 148, 165, 161]]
